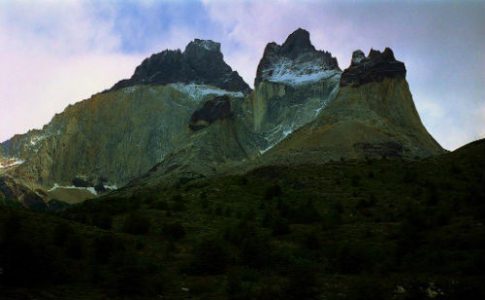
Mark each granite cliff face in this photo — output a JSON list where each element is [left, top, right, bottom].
[[0, 39, 250, 201], [244, 28, 342, 153], [261, 49, 444, 164]]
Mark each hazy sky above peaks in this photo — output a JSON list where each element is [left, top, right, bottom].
[[1, 0, 484, 150]]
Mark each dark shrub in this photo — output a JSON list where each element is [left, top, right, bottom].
[[264, 184, 282, 200], [65, 234, 84, 260], [271, 216, 290, 236], [189, 237, 230, 275], [171, 194, 186, 212], [72, 177, 91, 187], [162, 222, 186, 241], [152, 200, 169, 210], [91, 213, 113, 229], [122, 213, 151, 235], [92, 235, 117, 264], [344, 277, 390, 300], [94, 183, 106, 193], [53, 222, 73, 246], [285, 260, 319, 300], [351, 175, 361, 187], [289, 200, 321, 224]]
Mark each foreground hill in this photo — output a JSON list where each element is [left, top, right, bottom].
[[1, 139, 484, 299]]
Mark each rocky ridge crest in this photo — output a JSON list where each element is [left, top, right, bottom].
[[112, 39, 251, 94], [255, 28, 340, 87]]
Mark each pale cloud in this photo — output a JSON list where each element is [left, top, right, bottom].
[[0, 1, 143, 142], [477, 104, 485, 140]]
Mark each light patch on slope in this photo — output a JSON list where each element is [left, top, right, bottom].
[[29, 134, 49, 153], [0, 158, 25, 169], [104, 184, 118, 190], [120, 86, 140, 95], [259, 144, 274, 155], [48, 183, 97, 195], [195, 40, 219, 51], [282, 127, 293, 138], [263, 58, 341, 86], [170, 83, 244, 101]]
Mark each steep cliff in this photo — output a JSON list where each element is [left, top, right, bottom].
[[243, 28, 342, 152], [0, 39, 250, 196], [261, 48, 444, 164]]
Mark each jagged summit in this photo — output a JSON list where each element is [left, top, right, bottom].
[[280, 28, 316, 57], [111, 39, 251, 94], [341, 47, 406, 87], [188, 39, 221, 52], [0, 29, 445, 206], [255, 28, 340, 87]]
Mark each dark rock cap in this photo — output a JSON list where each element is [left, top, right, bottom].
[[110, 39, 251, 94], [340, 47, 406, 87], [280, 28, 316, 58], [254, 28, 340, 86], [189, 96, 232, 131]]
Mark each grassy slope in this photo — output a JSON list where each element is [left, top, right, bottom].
[[1, 140, 484, 299]]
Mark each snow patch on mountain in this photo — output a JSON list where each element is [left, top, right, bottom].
[[171, 83, 244, 101], [193, 39, 220, 51], [48, 183, 98, 195], [0, 158, 24, 169], [262, 58, 341, 86], [283, 127, 293, 138], [120, 86, 140, 95], [29, 134, 47, 147]]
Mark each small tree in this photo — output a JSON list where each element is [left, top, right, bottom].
[[189, 237, 230, 275], [122, 213, 151, 235]]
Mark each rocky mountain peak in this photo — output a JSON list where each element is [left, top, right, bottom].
[[280, 28, 315, 58], [255, 28, 340, 87], [110, 39, 251, 94], [351, 50, 366, 65], [186, 39, 221, 52], [341, 47, 406, 87]]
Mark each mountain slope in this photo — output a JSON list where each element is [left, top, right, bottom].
[[262, 48, 444, 164], [0, 39, 250, 197], [243, 28, 342, 152]]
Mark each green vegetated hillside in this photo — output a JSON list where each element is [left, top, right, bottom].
[[1, 139, 484, 299]]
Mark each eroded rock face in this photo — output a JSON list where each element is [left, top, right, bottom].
[[340, 48, 406, 87], [111, 39, 251, 94], [255, 28, 340, 87], [0, 176, 46, 210], [0, 84, 245, 191], [189, 96, 233, 130], [247, 28, 342, 152], [262, 77, 445, 165]]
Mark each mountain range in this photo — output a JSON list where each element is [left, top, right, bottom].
[[1, 28, 484, 300], [1, 28, 443, 207]]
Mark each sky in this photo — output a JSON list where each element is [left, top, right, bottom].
[[0, 0, 484, 150]]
